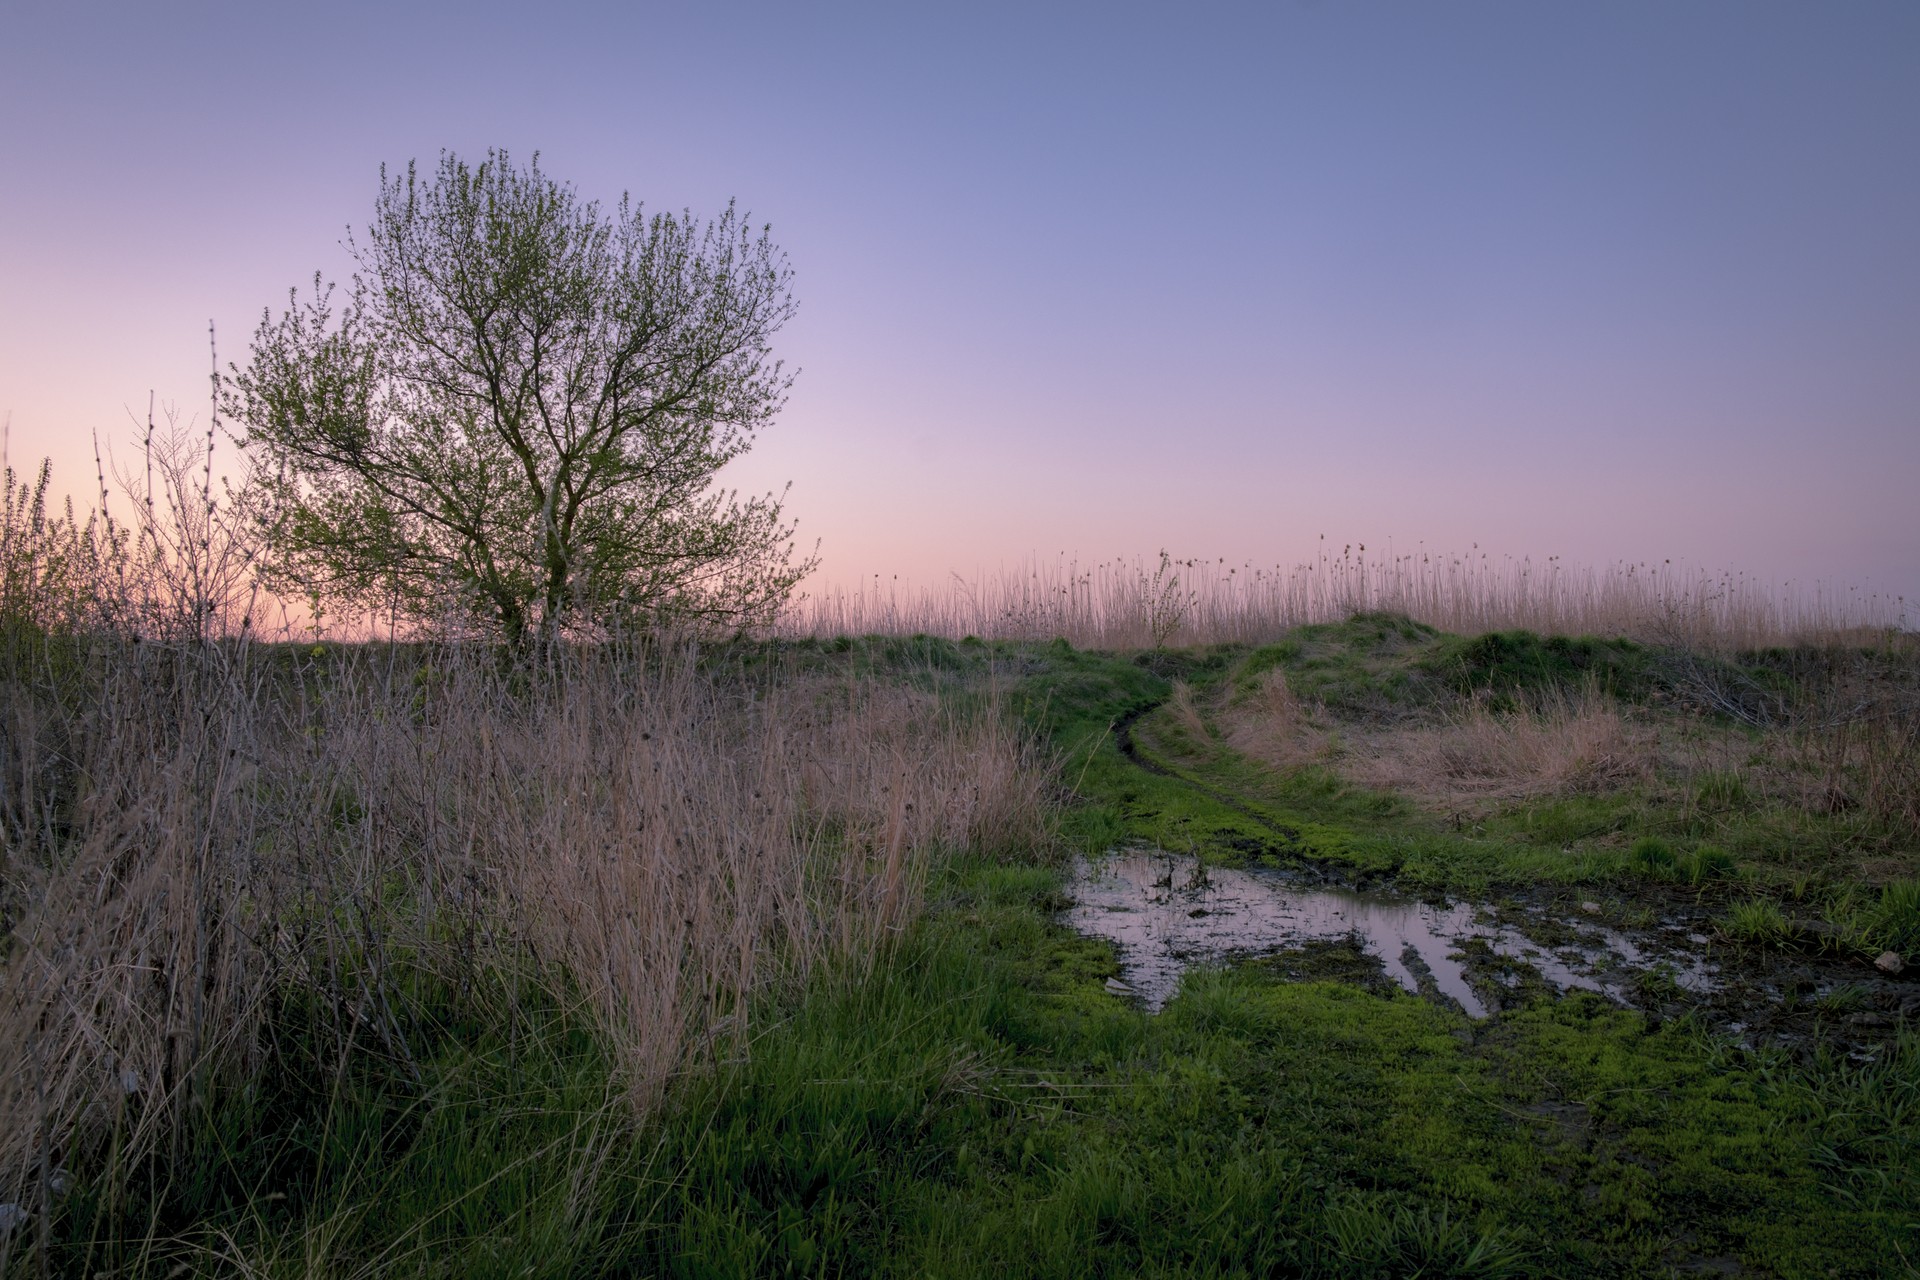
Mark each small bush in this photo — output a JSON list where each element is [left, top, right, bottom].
[[1429, 629, 1650, 701]]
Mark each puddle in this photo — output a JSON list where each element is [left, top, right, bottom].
[[1065, 850, 1719, 1017]]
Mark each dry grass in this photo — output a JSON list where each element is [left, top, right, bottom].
[[1752, 701, 1920, 835], [1344, 690, 1657, 805], [1220, 670, 1332, 772], [0, 639, 1049, 1234], [1214, 674, 1656, 808], [1166, 681, 1212, 747], [0, 431, 1056, 1243], [787, 549, 1909, 650]]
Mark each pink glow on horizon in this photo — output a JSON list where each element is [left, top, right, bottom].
[[3, 3, 1916, 612]]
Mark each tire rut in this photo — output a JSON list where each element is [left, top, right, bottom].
[[1112, 698, 1315, 858]]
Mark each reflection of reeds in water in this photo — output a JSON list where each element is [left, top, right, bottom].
[[787, 548, 1909, 650]]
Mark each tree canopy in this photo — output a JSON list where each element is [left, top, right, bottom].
[[227, 149, 812, 642]]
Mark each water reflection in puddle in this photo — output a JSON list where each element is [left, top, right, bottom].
[[1064, 851, 1718, 1017]]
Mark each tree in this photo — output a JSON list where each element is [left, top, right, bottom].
[[226, 149, 813, 644]]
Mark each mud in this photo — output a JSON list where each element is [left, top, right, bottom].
[[1064, 847, 1920, 1059], [1065, 849, 1718, 1016]]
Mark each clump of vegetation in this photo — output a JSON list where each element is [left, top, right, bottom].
[[1870, 878, 1920, 954], [1818, 877, 1920, 958], [0, 153, 1048, 1270], [0, 583, 1050, 1267], [1719, 897, 1796, 946], [1425, 628, 1656, 705], [1678, 843, 1741, 886], [1630, 835, 1678, 875]]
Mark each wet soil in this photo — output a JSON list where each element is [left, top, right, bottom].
[[1066, 849, 1717, 1017], [1079, 689, 1920, 1058], [1065, 846, 1920, 1056]]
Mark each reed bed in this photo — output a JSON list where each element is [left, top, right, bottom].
[[0, 432, 1054, 1263], [0, 633, 1048, 1258], [787, 549, 1910, 650]]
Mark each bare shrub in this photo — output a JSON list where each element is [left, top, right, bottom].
[[110, 400, 266, 646], [1766, 659, 1920, 836]]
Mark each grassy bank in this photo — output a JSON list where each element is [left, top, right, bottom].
[[1026, 618, 1919, 935], [8, 623, 1920, 1276]]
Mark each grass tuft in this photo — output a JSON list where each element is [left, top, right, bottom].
[[1720, 898, 1796, 947]]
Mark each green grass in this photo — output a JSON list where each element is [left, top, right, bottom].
[[67, 855, 1908, 1277], [51, 974, 651, 1278], [1719, 897, 1796, 947], [1013, 640, 1638, 894], [128, 859, 1920, 1275], [1016, 629, 1914, 936], [651, 859, 1920, 1279], [1227, 616, 1659, 715], [38, 623, 1920, 1276]]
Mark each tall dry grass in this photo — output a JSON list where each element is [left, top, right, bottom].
[[0, 636, 1048, 1247], [788, 548, 1910, 650], [1220, 670, 1330, 773], [0, 427, 1053, 1253], [1761, 651, 1920, 837], [1216, 670, 1652, 803], [1347, 688, 1656, 804]]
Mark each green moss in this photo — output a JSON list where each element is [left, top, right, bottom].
[[658, 869, 1920, 1278]]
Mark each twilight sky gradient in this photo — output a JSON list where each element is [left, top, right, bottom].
[[3, 1, 1916, 604]]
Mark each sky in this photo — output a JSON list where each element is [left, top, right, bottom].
[[2, 1, 1916, 606]]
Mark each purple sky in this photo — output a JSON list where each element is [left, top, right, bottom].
[[3, 1, 1916, 606]]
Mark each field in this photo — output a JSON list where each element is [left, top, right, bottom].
[[3, 489, 1918, 1276]]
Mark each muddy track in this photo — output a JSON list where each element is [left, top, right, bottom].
[[1113, 697, 1330, 869], [1110, 699, 1173, 777], [1099, 693, 1920, 1050]]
